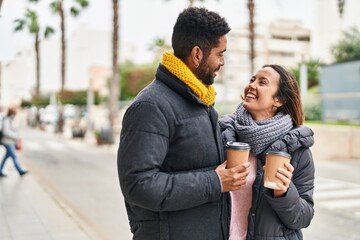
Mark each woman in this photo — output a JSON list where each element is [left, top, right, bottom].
[[0, 108, 28, 177], [220, 64, 315, 239]]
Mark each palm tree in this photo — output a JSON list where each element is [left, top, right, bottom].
[[247, 0, 255, 74], [0, 0, 4, 16], [148, 37, 171, 61], [50, 0, 89, 91], [14, 8, 54, 96], [108, 0, 119, 142], [337, 0, 345, 18], [165, 0, 218, 8]]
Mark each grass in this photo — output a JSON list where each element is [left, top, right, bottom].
[[306, 120, 360, 127]]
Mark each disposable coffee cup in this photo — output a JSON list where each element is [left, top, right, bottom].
[[225, 141, 251, 168], [264, 151, 291, 190]]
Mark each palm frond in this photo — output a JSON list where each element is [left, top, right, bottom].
[[50, 1, 60, 13], [70, 7, 79, 17], [44, 26, 55, 38], [75, 0, 89, 8], [25, 8, 36, 20], [13, 19, 26, 31]]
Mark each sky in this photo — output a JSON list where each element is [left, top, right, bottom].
[[0, 0, 313, 63]]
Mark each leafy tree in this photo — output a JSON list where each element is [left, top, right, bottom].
[[21, 94, 50, 107], [120, 61, 157, 100], [14, 5, 54, 96], [331, 27, 360, 63], [57, 89, 101, 106], [291, 59, 322, 89], [50, 0, 89, 91]]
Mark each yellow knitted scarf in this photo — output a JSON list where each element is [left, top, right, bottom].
[[161, 51, 216, 106]]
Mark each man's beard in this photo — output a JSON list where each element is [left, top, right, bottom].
[[194, 62, 215, 85]]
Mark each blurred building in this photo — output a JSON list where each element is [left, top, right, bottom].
[[1, 48, 34, 107], [220, 0, 360, 102], [0, 24, 117, 106], [221, 19, 310, 101], [2, 0, 360, 108], [320, 61, 360, 123]]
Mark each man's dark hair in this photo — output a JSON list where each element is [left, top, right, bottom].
[[172, 7, 230, 61]]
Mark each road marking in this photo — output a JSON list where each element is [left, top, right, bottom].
[[315, 177, 360, 219], [315, 188, 360, 200], [315, 181, 345, 191], [321, 198, 360, 209]]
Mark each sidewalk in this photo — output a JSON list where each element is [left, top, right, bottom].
[[0, 169, 99, 240]]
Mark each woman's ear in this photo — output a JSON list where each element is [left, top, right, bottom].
[[273, 97, 283, 108]]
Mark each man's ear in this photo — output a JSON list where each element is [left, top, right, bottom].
[[190, 46, 203, 67]]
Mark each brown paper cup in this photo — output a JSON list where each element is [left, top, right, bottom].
[[225, 141, 251, 168], [264, 151, 291, 190]]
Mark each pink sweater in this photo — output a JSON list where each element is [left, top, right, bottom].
[[229, 153, 257, 240]]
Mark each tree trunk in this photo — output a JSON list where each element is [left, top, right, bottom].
[[247, 0, 255, 74], [35, 33, 40, 96], [0, 0, 3, 13], [109, 0, 120, 141], [188, 0, 194, 7], [60, 0, 66, 91]]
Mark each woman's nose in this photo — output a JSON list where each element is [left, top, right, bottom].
[[249, 82, 256, 89]]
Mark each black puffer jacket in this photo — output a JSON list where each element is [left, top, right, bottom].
[[220, 116, 315, 240], [117, 65, 230, 240], [247, 126, 315, 240]]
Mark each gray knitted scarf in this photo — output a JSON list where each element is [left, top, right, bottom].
[[235, 103, 293, 155]]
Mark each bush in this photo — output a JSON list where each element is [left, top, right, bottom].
[[303, 94, 321, 121], [21, 95, 50, 107], [331, 27, 360, 63], [120, 61, 157, 100], [57, 90, 103, 106]]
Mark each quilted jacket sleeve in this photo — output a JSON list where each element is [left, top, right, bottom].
[[265, 148, 315, 229], [218, 113, 237, 145], [264, 126, 315, 230], [117, 102, 222, 212]]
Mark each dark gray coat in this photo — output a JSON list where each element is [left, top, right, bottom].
[[117, 65, 230, 240], [220, 116, 315, 240]]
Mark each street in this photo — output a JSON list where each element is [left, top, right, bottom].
[[303, 160, 360, 240], [19, 127, 132, 240], [13, 127, 360, 239]]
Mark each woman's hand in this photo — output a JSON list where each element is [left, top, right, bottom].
[[273, 162, 294, 197]]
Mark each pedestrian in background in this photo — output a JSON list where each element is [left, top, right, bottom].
[[0, 107, 28, 177], [220, 64, 315, 239], [117, 7, 249, 240]]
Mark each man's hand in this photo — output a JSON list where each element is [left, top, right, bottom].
[[215, 161, 250, 192]]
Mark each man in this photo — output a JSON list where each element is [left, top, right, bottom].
[[117, 7, 249, 240]]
